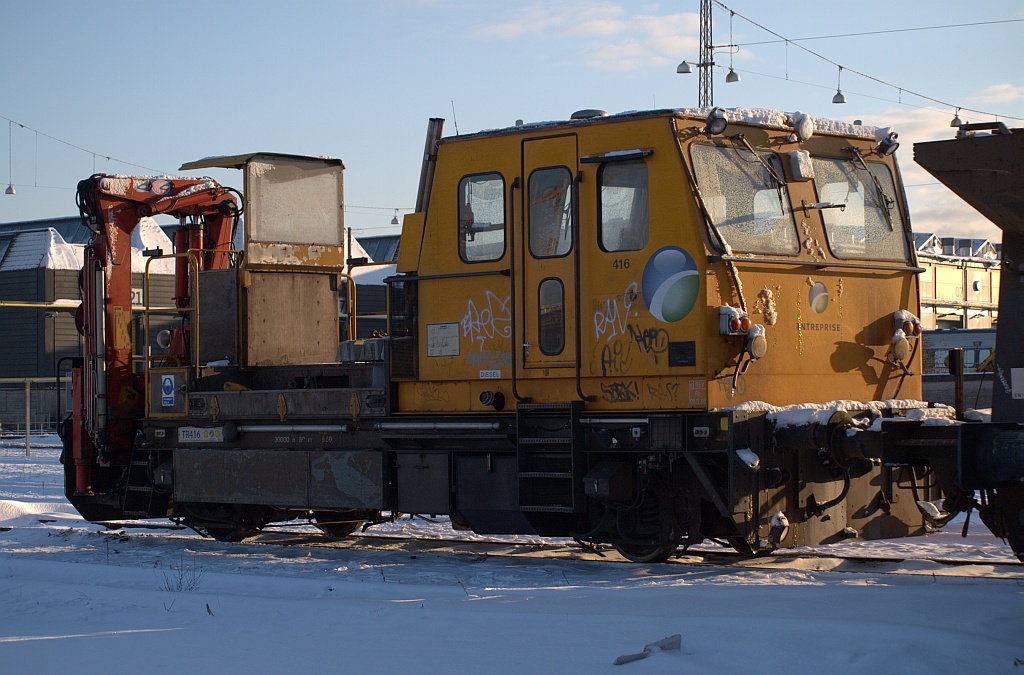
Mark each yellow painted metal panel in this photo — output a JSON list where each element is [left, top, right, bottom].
[[396, 212, 426, 273]]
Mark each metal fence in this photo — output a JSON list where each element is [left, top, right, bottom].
[[0, 379, 63, 434]]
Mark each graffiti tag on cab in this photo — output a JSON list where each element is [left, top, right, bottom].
[[600, 380, 639, 403], [462, 291, 512, 349], [594, 282, 638, 342]]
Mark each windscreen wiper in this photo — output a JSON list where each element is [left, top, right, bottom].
[[733, 134, 786, 211], [847, 147, 895, 231]]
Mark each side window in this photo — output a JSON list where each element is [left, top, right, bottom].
[[528, 167, 573, 258], [538, 278, 565, 355], [458, 173, 505, 263], [599, 160, 649, 252]]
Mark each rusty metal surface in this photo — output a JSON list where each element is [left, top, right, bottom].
[[309, 450, 384, 509], [186, 388, 387, 421]]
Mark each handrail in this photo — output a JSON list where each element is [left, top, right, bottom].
[[339, 272, 358, 341], [143, 252, 201, 399]]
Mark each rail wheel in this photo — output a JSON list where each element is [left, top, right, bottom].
[[612, 542, 677, 563], [205, 524, 253, 543], [312, 510, 365, 538], [184, 503, 262, 543]]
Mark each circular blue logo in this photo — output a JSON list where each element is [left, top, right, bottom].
[[641, 246, 700, 323], [162, 378, 174, 396]]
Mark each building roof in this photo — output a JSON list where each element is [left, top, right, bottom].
[[0, 216, 91, 244], [0, 228, 82, 272], [0, 218, 175, 274], [916, 232, 1000, 262], [358, 234, 400, 263]]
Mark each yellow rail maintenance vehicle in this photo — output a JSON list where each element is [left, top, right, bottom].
[[62, 108, 1024, 563]]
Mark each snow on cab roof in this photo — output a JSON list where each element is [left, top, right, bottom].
[[675, 107, 885, 139], [464, 107, 888, 140]]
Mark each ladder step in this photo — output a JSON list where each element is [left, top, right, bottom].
[[122, 510, 149, 518], [520, 505, 575, 513], [519, 472, 572, 479], [519, 438, 572, 447], [518, 402, 574, 412], [126, 486, 153, 493]]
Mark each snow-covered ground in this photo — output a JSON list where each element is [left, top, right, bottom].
[[1, 436, 1022, 674]]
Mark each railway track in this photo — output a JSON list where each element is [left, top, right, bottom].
[[98, 519, 1024, 581]]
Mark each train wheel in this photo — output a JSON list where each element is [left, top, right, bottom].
[[205, 525, 253, 543], [612, 543, 677, 564], [312, 510, 365, 538], [184, 503, 261, 543]]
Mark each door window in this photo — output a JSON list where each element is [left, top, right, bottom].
[[538, 278, 565, 355], [528, 167, 573, 258]]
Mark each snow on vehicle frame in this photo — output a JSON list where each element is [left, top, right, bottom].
[[59, 110, 1024, 563]]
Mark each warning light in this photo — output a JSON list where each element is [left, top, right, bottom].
[[720, 306, 757, 336], [894, 309, 923, 339]]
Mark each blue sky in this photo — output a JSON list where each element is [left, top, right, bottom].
[[2, 0, 1022, 241]]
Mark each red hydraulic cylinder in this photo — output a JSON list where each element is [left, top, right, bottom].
[[70, 367, 93, 496]]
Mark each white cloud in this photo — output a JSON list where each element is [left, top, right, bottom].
[[971, 83, 1023, 105], [473, 2, 698, 70], [474, 2, 627, 40]]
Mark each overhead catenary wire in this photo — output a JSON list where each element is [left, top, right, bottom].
[[733, 18, 1024, 48], [711, 0, 1023, 122], [1, 115, 412, 215], [0, 113, 169, 175]]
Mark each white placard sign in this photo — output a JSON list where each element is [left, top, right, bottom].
[[427, 323, 460, 357]]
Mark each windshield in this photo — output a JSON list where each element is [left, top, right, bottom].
[[690, 143, 799, 255], [811, 156, 908, 261]]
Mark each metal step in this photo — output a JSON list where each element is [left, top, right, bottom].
[[519, 437, 572, 445]]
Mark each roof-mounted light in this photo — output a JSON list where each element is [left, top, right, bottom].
[[704, 108, 728, 136], [876, 132, 900, 157]]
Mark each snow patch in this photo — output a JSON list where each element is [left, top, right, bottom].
[[130, 217, 175, 274], [735, 448, 760, 469], [727, 399, 955, 428]]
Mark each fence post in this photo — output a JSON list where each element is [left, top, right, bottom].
[[24, 380, 31, 457]]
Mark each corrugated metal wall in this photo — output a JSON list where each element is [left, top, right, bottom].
[[0, 268, 47, 378]]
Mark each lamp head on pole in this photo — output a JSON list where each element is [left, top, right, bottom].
[[832, 65, 847, 104]]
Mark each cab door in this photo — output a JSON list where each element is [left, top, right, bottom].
[[520, 135, 578, 370]]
